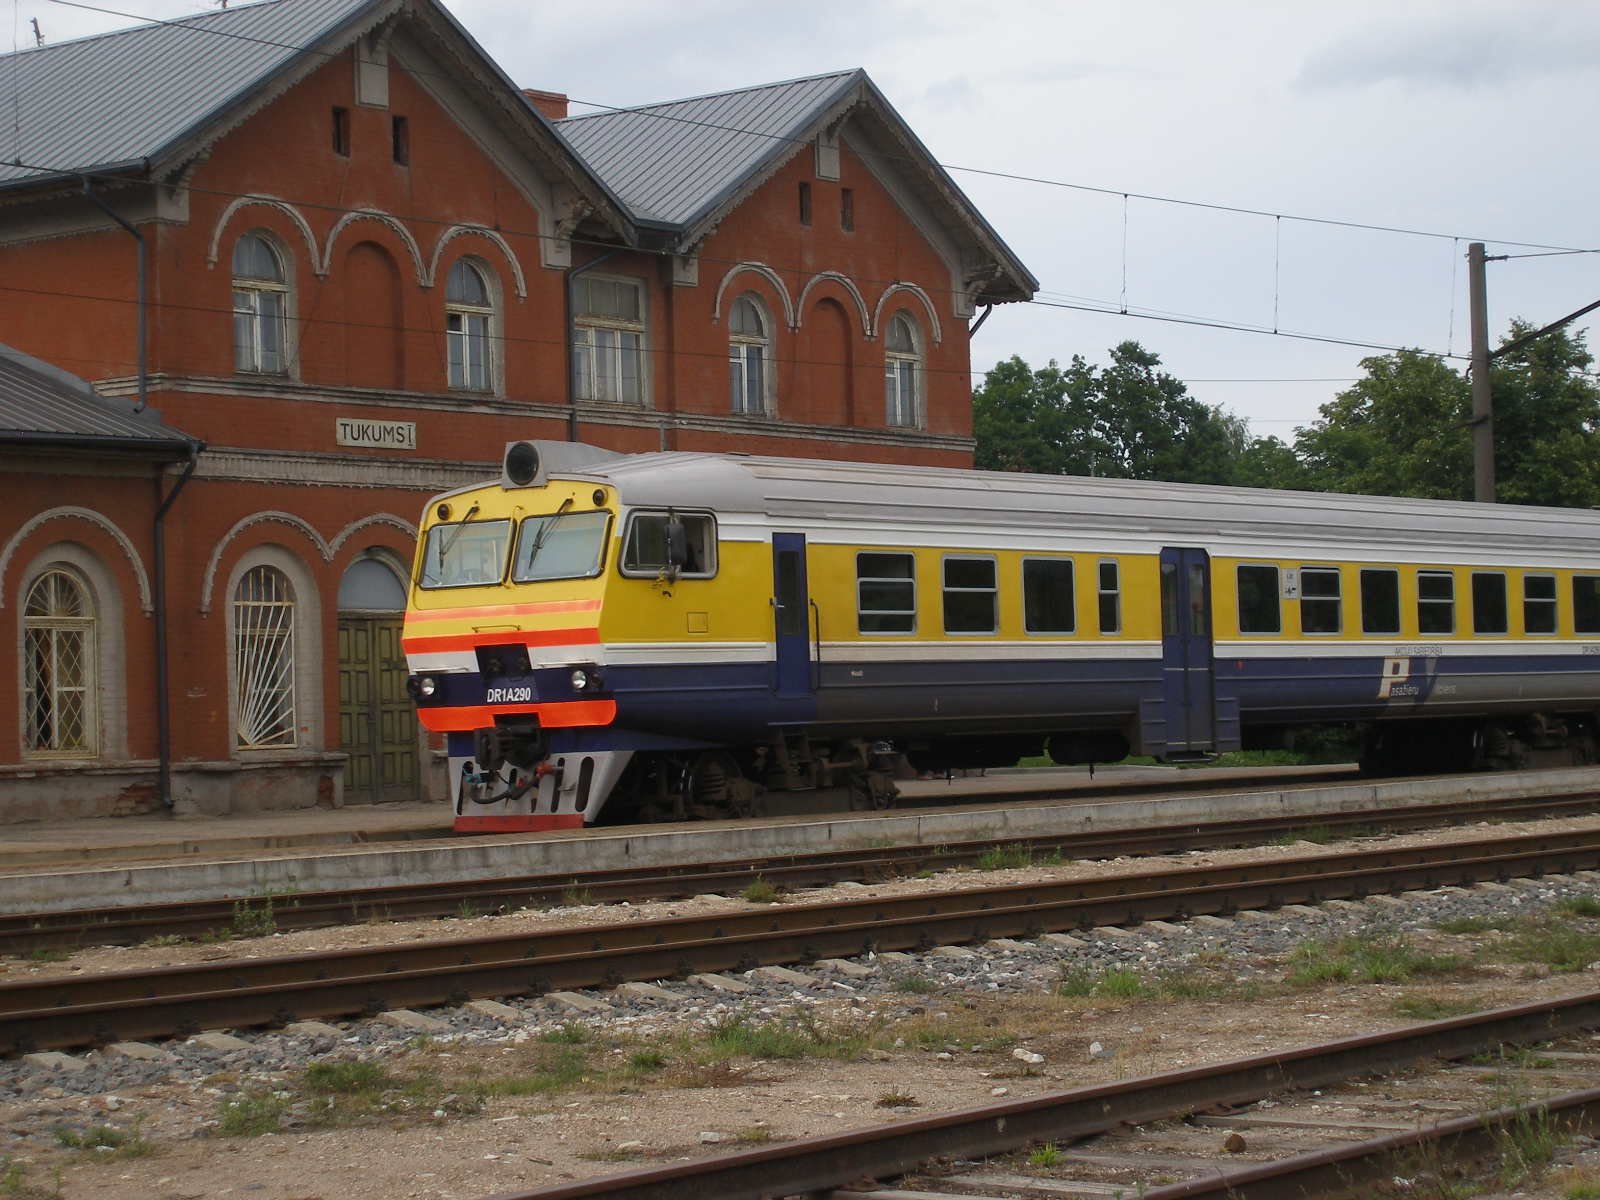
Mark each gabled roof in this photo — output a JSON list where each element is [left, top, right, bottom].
[[558, 70, 1036, 303], [0, 344, 195, 456], [0, 0, 630, 235]]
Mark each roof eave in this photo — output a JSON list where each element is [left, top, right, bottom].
[[0, 431, 199, 459], [0, 158, 150, 198]]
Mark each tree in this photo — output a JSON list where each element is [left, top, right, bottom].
[[970, 356, 1089, 475], [1487, 323, 1600, 509]]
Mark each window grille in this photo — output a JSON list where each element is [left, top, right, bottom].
[[232, 234, 287, 374], [445, 260, 493, 391], [23, 570, 95, 757], [884, 312, 920, 427], [234, 566, 296, 749], [727, 294, 769, 415], [572, 277, 645, 405]]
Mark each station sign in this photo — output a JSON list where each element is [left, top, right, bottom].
[[336, 418, 417, 451]]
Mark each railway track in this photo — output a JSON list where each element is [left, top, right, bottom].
[[5, 783, 1597, 955], [4, 823, 1599, 1054], [478, 991, 1600, 1200]]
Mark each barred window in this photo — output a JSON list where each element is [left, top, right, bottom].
[[23, 570, 95, 757], [234, 566, 296, 749], [232, 234, 287, 374], [445, 260, 494, 391]]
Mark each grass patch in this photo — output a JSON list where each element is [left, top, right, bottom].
[[1501, 922, 1600, 974], [1469, 1046, 1556, 1069], [741, 877, 781, 904], [1155, 968, 1224, 999], [1556, 1166, 1600, 1199], [1554, 896, 1600, 918], [875, 1090, 919, 1108], [1392, 993, 1480, 1021], [703, 1009, 864, 1061], [895, 976, 935, 994], [1057, 965, 1149, 999], [1028, 1143, 1060, 1167], [229, 898, 276, 939], [1268, 824, 1334, 846], [1487, 1087, 1566, 1189], [24, 948, 69, 963], [736, 1126, 772, 1143], [1057, 967, 1096, 998], [305, 1060, 391, 1093], [560, 887, 594, 908], [218, 1091, 289, 1137], [629, 1049, 667, 1072], [1434, 915, 1516, 935], [1287, 929, 1463, 986], [542, 1022, 590, 1045], [480, 1047, 590, 1095]]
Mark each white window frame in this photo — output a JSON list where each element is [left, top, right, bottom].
[[573, 274, 648, 406], [232, 232, 289, 376], [941, 553, 998, 636], [445, 258, 496, 393], [1299, 565, 1342, 636], [883, 311, 922, 429], [234, 565, 297, 750], [1096, 558, 1121, 635], [1522, 572, 1558, 637], [727, 292, 772, 416], [1417, 569, 1456, 636], [21, 568, 96, 759], [856, 550, 917, 636]]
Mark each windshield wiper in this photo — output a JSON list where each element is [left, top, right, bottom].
[[435, 502, 480, 574], [521, 498, 574, 575]]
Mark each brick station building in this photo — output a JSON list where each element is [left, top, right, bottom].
[[0, 0, 1035, 820]]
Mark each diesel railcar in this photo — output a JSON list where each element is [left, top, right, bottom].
[[403, 440, 1600, 832]]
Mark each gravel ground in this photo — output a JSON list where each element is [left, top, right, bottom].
[[0, 852, 1596, 1200]]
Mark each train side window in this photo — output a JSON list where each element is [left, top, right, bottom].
[[1236, 564, 1280, 634], [1023, 558, 1074, 635], [1523, 574, 1557, 635], [857, 552, 916, 634], [943, 555, 997, 635], [1300, 566, 1341, 635], [1417, 571, 1455, 634], [1575, 576, 1600, 634], [1097, 560, 1121, 634], [1472, 571, 1508, 635], [620, 511, 716, 578], [1359, 568, 1401, 635]]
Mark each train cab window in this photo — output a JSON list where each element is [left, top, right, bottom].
[[857, 552, 916, 634], [1023, 558, 1075, 635], [511, 511, 610, 583], [1359, 568, 1401, 635], [1097, 560, 1121, 634], [620, 512, 716, 578], [943, 555, 997, 635], [1417, 570, 1455, 634], [417, 518, 512, 589], [1299, 567, 1341, 635], [1574, 576, 1600, 634], [1236, 564, 1280, 634], [1523, 574, 1558, 635], [1472, 572, 1508, 635]]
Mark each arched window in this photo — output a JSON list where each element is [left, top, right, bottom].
[[884, 311, 921, 428], [232, 234, 287, 374], [234, 565, 296, 749], [727, 293, 770, 415], [23, 570, 95, 757], [445, 259, 494, 391]]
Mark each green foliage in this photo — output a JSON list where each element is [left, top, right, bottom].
[[542, 1022, 590, 1045], [741, 877, 781, 904], [1502, 922, 1600, 973], [482, 1047, 589, 1095], [1391, 993, 1480, 1021], [1268, 824, 1334, 846], [1028, 1143, 1060, 1167], [875, 1090, 919, 1108], [229, 898, 276, 939], [702, 1010, 861, 1061], [1058, 965, 1149, 998], [25, 948, 69, 962], [1434, 914, 1516, 935], [560, 887, 594, 908], [1287, 929, 1462, 985], [1553, 896, 1600, 918], [305, 1060, 391, 1094], [628, 1048, 666, 1072], [218, 1091, 289, 1137], [895, 975, 935, 994]]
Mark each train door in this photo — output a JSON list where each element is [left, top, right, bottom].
[[772, 533, 813, 698], [1159, 547, 1216, 756]]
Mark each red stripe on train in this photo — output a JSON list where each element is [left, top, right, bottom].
[[415, 699, 616, 732]]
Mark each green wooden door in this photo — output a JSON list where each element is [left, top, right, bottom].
[[338, 617, 417, 804]]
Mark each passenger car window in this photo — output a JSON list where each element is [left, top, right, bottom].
[[1574, 576, 1600, 634], [511, 511, 609, 583], [1300, 566, 1341, 635], [1023, 558, 1074, 634], [1160, 562, 1178, 636], [1472, 572, 1508, 635], [1236, 564, 1280, 634], [1417, 571, 1455, 634], [417, 519, 511, 589], [1360, 568, 1401, 635], [943, 556, 997, 634], [1523, 574, 1557, 635], [1098, 560, 1120, 634], [621, 512, 716, 578], [857, 552, 916, 634]]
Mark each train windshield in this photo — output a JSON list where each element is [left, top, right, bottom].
[[417, 519, 511, 589], [512, 511, 610, 582]]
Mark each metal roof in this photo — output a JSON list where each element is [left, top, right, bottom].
[[557, 72, 857, 226], [0, 344, 194, 454], [0, 0, 378, 189]]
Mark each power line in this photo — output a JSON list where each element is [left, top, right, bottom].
[[28, 0, 1600, 256]]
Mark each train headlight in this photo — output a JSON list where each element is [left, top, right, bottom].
[[407, 675, 437, 698], [570, 667, 602, 692]]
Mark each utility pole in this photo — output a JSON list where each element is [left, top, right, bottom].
[[1468, 242, 1494, 504]]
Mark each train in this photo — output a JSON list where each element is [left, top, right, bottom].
[[402, 439, 1600, 832]]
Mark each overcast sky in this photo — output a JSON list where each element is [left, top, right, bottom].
[[17, 0, 1600, 438]]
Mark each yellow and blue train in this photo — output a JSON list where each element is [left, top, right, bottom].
[[404, 440, 1600, 831]]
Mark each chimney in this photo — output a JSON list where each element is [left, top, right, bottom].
[[523, 89, 569, 121]]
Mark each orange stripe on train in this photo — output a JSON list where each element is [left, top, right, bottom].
[[416, 699, 616, 733], [401, 627, 602, 655]]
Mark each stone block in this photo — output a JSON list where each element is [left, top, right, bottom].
[[1233, 910, 1272, 922], [616, 982, 681, 1003], [1094, 925, 1139, 938], [687, 973, 752, 994], [466, 1000, 523, 1022], [284, 1021, 343, 1038], [752, 965, 814, 986], [545, 991, 610, 1014], [23, 1051, 87, 1073], [818, 959, 874, 978], [1281, 905, 1324, 918], [1475, 881, 1514, 893], [189, 1032, 251, 1052], [878, 951, 919, 963], [1142, 920, 1186, 933], [1039, 932, 1085, 947], [1323, 899, 1365, 911], [377, 1009, 451, 1033], [1508, 878, 1546, 891], [927, 945, 979, 959], [985, 938, 1034, 951], [1191, 914, 1234, 927], [1367, 895, 1410, 908], [105, 1042, 173, 1062], [1543, 874, 1578, 883]]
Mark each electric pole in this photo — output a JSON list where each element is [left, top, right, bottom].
[[1468, 242, 1494, 504]]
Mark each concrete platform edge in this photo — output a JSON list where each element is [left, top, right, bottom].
[[1, 767, 1596, 914]]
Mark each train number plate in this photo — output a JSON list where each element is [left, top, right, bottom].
[[485, 686, 533, 704]]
